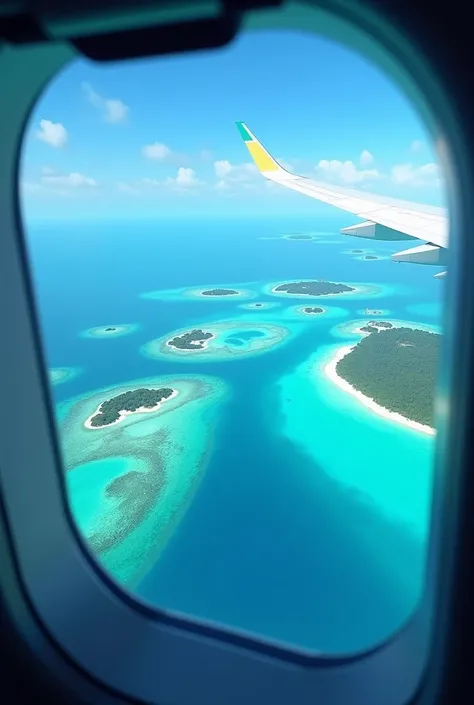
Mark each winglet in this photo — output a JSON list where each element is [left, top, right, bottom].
[[235, 122, 286, 174]]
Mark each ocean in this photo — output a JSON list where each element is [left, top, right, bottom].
[[25, 215, 442, 655]]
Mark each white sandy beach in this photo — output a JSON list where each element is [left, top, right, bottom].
[[84, 388, 179, 430], [324, 345, 436, 436], [302, 307, 325, 315]]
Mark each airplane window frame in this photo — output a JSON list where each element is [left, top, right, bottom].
[[0, 1, 469, 704]]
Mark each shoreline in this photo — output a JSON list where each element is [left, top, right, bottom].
[[84, 388, 179, 430], [270, 284, 358, 298], [302, 307, 325, 316], [324, 345, 436, 436]]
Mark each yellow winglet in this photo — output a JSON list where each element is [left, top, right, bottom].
[[235, 122, 284, 173]]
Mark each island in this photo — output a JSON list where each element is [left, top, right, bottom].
[[201, 288, 238, 296], [142, 320, 291, 363], [239, 301, 279, 312], [303, 307, 324, 314], [360, 321, 393, 333], [287, 234, 314, 240], [364, 255, 379, 260], [273, 280, 355, 296], [61, 374, 228, 588], [335, 327, 439, 428], [364, 308, 383, 315], [351, 249, 364, 254], [82, 323, 138, 339], [167, 329, 214, 350], [371, 321, 392, 328], [87, 387, 176, 428]]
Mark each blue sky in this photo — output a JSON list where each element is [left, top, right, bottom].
[[20, 29, 445, 220]]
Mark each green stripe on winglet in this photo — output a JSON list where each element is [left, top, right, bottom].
[[235, 122, 253, 142]]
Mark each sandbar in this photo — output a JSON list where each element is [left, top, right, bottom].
[[324, 345, 435, 436], [50, 367, 82, 386]]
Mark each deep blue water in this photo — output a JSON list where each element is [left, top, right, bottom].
[[25, 215, 442, 654]]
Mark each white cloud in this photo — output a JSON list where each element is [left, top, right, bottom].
[[164, 167, 202, 190], [411, 140, 424, 153], [82, 82, 129, 123], [391, 162, 441, 187], [41, 172, 97, 188], [35, 120, 68, 148], [316, 159, 381, 185], [360, 150, 374, 167], [142, 142, 172, 160], [214, 159, 233, 179], [213, 159, 258, 186], [22, 168, 98, 197], [175, 167, 199, 187], [116, 168, 203, 195]]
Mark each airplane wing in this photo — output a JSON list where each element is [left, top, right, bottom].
[[235, 121, 448, 276]]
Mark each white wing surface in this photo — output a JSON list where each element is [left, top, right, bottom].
[[235, 121, 448, 273]]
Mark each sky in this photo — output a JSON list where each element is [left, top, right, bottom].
[[20, 29, 446, 220]]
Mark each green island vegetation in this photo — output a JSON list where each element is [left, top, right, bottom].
[[364, 255, 379, 260], [168, 329, 213, 350], [274, 280, 355, 296], [372, 321, 392, 328], [287, 234, 314, 240], [360, 320, 393, 333], [89, 387, 174, 428], [201, 288, 238, 296], [336, 327, 440, 426], [303, 307, 324, 314], [351, 249, 364, 253], [105, 327, 117, 332]]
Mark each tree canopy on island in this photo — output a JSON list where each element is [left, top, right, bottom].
[[275, 280, 354, 296], [336, 327, 440, 427], [90, 387, 174, 427], [201, 288, 238, 296], [168, 329, 213, 350], [303, 307, 324, 313]]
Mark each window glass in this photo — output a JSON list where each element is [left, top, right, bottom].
[[20, 29, 447, 655]]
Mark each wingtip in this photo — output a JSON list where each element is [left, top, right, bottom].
[[235, 121, 252, 141]]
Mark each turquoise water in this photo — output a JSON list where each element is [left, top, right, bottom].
[[224, 329, 266, 346], [26, 215, 443, 655]]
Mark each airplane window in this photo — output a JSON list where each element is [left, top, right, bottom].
[[19, 29, 448, 656]]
